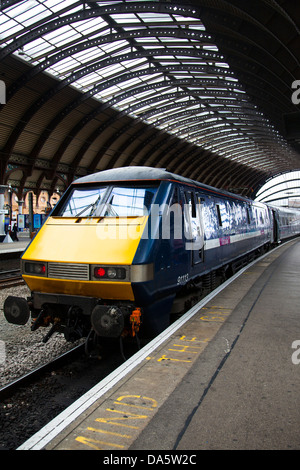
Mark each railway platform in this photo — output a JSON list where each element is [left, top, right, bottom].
[[0, 233, 30, 257], [19, 238, 300, 451]]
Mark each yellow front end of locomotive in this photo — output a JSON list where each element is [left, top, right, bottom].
[[22, 216, 148, 301]]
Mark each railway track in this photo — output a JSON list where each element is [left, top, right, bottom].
[[0, 337, 139, 450], [0, 269, 24, 289], [0, 343, 85, 401]]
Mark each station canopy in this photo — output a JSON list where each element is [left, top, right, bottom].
[[0, 0, 299, 199]]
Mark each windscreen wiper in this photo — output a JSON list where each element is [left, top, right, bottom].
[[74, 194, 102, 218]]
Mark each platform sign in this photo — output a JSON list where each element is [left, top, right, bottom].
[[33, 214, 42, 229], [18, 214, 25, 229]]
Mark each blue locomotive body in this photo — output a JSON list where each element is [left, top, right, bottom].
[[128, 172, 280, 335]]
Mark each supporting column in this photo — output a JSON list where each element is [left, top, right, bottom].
[[17, 199, 25, 233], [18, 199, 24, 215], [0, 184, 8, 242], [0, 185, 8, 242]]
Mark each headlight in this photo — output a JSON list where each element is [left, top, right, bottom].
[[93, 266, 126, 280], [24, 262, 46, 275], [107, 267, 117, 279]]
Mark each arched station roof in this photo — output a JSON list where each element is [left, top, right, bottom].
[[0, 0, 299, 200]]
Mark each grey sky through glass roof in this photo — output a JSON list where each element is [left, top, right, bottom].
[[0, 0, 299, 197]]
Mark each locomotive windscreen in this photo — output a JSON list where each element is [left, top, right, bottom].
[[56, 185, 158, 218]]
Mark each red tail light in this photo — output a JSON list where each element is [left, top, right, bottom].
[[94, 267, 106, 278]]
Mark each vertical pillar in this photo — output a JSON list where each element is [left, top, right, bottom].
[[18, 199, 24, 214], [17, 199, 24, 233], [0, 185, 8, 241], [28, 192, 34, 234]]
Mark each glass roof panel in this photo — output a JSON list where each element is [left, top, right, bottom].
[[44, 0, 77, 12], [5, 1, 31, 16], [0, 22, 24, 38], [138, 13, 174, 23], [111, 13, 141, 24]]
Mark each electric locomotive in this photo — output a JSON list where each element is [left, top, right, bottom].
[[4, 166, 300, 344]]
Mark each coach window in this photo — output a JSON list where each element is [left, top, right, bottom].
[[260, 211, 264, 225], [171, 186, 180, 206], [216, 204, 222, 227], [246, 207, 251, 225], [184, 191, 204, 263], [195, 193, 205, 251], [169, 187, 183, 240], [187, 191, 196, 218]]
